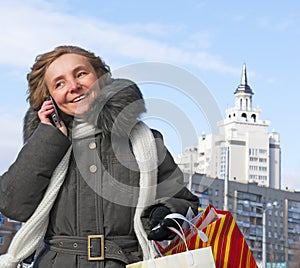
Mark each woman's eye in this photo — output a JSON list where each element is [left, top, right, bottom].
[[55, 81, 64, 88], [77, 71, 87, 78]]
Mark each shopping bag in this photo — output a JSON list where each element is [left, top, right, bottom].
[[127, 215, 215, 268], [160, 204, 258, 268], [126, 246, 215, 268]]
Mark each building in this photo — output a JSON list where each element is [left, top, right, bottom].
[[176, 64, 281, 189], [191, 173, 300, 267], [0, 213, 21, 254]]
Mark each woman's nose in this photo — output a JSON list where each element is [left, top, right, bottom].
[[69, 79, 81, 92]]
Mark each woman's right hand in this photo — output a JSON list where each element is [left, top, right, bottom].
[[38, 99, 67, 136]]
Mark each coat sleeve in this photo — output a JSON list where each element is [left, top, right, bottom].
[[154, 130, 199, 213], [0, 123, 71, 222], [141, 130, 199, 231]]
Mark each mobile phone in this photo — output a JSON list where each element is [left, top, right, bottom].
[[47, 96, 62, 128]]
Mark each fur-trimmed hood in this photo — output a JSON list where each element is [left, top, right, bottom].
[[23, 78, 146, 143]]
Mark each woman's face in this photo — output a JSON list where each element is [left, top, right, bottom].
[[45, 53, 99, 116]]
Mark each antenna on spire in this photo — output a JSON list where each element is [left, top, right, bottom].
[[241, 63, 247, 86]]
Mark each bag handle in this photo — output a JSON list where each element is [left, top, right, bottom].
[[150, 213, 209, 266], [166, 218, 194, 266], [165, 213, 208, 242]]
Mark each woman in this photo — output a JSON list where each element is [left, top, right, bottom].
[[0, 45, 198, 268]]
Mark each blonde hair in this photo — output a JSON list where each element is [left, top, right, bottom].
[[27, 45, 111, 109]]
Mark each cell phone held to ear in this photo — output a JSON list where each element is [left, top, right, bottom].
[[47, 96, 62, 128]]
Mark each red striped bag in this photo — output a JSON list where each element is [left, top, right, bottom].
[[159, 204, 258, 268]]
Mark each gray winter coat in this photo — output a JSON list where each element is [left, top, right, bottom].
[[0, 79, 199, 268]]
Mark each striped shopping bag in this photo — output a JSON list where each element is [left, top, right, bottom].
[[160, 204, 258, 268]]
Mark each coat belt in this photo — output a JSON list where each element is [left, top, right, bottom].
[[45, 235, 137, 264]]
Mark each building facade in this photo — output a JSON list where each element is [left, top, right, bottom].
[[191, 173, 300, 267], [0, 213, 21, 254], [176, 64, 281, 189]]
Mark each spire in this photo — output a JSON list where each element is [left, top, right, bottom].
[[241, 63, 247, 86], [234, 63, 253, 95]]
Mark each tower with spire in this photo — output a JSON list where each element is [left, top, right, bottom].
[[176, 64, 281, 189], [234, 63, 254, 113], [226, 63, 262, 125]]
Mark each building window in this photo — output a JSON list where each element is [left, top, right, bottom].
[[249, 148, 258, 156], [259, 166, 267, 172], [241, 113, 247, 120], [268, 210, 273, 216], [268, 232, 272, 238], [249, 175, 258, 180], [0, 236, 4, 245], [280, 211, 283, 217], [259, 149, 267, 155], [258, 175, 267, 181], [0, 214, 4, 225]]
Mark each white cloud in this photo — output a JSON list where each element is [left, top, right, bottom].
[[0, 0, 239, 76], [116, 22, 184, 38], [257, 16, 270, 29], [181, 32, 212, 50], [256, 15, 294, 32], [275, 17, 294, 32]]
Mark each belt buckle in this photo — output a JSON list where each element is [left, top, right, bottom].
[[88, 235, 105, 261]]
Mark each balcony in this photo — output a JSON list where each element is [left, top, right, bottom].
[[236, 220, 251, 228], [288, 206, 300, 213], [249, 211, 262, 218], [288, 228, 297, 234]]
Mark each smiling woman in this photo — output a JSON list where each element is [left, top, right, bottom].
[[0, 45, 199, 268], [44, 54, 100, 116], [27, 46, 111, 109]]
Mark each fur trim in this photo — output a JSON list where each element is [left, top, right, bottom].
[[23, 107, 40, 143], [23, 78, 146, 143]]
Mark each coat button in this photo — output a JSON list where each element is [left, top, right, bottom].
[[89, 142, 97, 149], [89, 165, 97, 173]]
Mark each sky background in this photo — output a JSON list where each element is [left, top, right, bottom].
[[0, 0, 299, 190]]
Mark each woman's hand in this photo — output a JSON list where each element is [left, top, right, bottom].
[[38, 99, 67, 136], [147, 206, 177, 241]]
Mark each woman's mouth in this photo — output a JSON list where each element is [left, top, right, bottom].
[[72, 94, 87, 103]]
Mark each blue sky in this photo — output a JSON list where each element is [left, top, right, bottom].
[[0, 0, 299, 190]]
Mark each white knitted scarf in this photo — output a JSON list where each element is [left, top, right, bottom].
[[0, 121, 157, 267]]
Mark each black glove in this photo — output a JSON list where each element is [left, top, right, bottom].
[[147, 206, 178, 241]]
